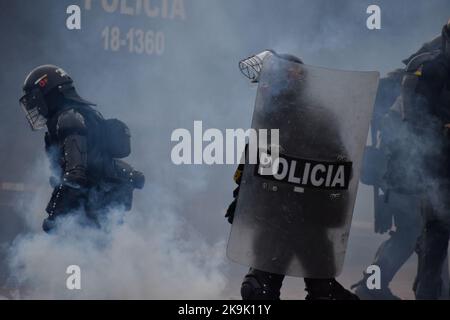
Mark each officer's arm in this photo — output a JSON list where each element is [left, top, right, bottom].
[[45, 110, 88, 218], [224, 165, 242, 224], [225, 143, 249, 224], [402, 57, 447, 119], [400, 68, 421, 121], [56, 109, 88, 188], [225, 162, 245, 224], [419, 59, 448, 103]]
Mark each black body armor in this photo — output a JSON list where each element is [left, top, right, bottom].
[[43, 103, 144, 230]]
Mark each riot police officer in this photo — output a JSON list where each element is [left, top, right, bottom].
[[19, 65, 144, 232], [403, 21, 450, 299], [353, 23, 450, 300], [226, 51, 359, 300], [353, 68, 424, 299]]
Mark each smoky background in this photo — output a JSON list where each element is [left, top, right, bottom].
[[0, 0, 449, 299]]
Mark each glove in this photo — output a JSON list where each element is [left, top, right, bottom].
[[49, 176, 60, 188], [225, 199, 237, 224], [131, 170, 145, 189], [42, 216, 57, 233], [225, 187, 240, 224]]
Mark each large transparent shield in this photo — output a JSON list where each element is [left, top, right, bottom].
[[227, 55, 379, 278]]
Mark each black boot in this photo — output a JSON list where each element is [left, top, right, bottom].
[[241, 268, 284, 300], [304, 278, 359, 300]]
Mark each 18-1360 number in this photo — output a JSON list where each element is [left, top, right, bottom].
[[101, 26, 165, 56]]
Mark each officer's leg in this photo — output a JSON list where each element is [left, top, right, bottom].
[[371, 232, 416, 287], [241, 268, 284, 300], [353, 194, 421, 299], [352, 235, 405, 298], [414, 218, 449, 300], [354, 227, 418, 299], [373, 195, 422, 288]]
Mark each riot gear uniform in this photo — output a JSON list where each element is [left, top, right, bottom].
[[406, 23, 450, 299], [20, 65, 144, 232], [353, 28, 450, 300], [354, 70, 423, 300]]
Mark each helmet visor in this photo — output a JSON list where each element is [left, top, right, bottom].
[[239, 51, 274, 83], [19, 90, 47, 130]]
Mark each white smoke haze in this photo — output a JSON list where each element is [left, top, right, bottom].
[[1, 0, 450, 300], [5, 159, 227, 299]]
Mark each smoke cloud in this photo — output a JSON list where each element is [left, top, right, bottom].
[[1, 0, 450, 299], [6, 156, 227, 299]]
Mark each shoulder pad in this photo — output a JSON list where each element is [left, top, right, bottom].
[[78, 104, 104, 120], [56, 109, 87, 137], [406, 51, 441, 73]]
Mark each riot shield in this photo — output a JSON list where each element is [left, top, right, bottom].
[[227, 55, 379, 278]]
